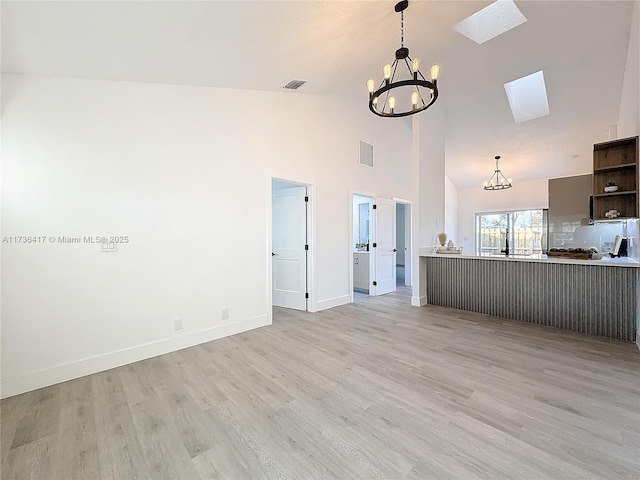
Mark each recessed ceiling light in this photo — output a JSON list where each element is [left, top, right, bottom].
[[504, 70, 550, 123], [454, 0, 527, 45]]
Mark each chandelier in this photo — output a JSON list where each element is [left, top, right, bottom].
[[483, 156, 513, 190], [367, 0, 440, 118]]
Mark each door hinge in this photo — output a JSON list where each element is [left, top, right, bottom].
[[373, 204, 377, 209], [373, 281, 377, 286], [305, 244, 309, 250], [372, 242, 377, 248], [305, 196, 309, 202], [305, 293, 309, 299]]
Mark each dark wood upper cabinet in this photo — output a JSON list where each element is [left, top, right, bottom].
[[592, 136, 639, 220]]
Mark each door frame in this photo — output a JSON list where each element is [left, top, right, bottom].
[[350, 192, 375, 300], [393, 197, 412, 287], [372, 196, 397, 296], [349, 194, 412, 301], [268, 177, 314, 318]]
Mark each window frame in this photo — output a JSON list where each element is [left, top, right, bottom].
[[475, 209, 547, 256]]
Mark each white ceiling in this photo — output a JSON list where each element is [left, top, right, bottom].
[[2, 1, 636, 188]]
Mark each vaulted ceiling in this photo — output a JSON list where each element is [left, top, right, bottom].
[[2, 1, 636, 188]]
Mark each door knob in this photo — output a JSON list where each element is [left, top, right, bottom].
[[393, 248, 397, 252], [272, 252, 278, 256]]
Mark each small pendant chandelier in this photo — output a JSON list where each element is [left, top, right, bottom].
[[367, 0, 440, 118], [483, 156, 513, 190]]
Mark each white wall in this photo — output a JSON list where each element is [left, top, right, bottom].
[[396, 203, 405, 265], [1, 74, 413, 397], [417, 103, 447, 248], [456, 178, 549, 254], [444, 175, 458, 246], [409, 103, 446, 306], [618, 1, 639, 138]]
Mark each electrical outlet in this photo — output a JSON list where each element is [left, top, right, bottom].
[[174, 318, 183, 331], [221, 308, 229, 320]]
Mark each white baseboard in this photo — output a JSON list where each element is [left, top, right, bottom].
[[311, 295, 351, 312], [411, 295, 427, 307], [1, 315, 269, 399]]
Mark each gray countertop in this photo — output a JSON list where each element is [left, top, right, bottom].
[[418, 248, 640, 267]]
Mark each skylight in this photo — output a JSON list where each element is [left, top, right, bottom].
[[454, 0, 527, 44], [504, 70, 550, 123]]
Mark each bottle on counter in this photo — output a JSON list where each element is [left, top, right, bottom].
[[501, 228, 510, 256], [505, 228, 510, 255]]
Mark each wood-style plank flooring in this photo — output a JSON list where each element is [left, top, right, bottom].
[[2, 287, 639, 479]]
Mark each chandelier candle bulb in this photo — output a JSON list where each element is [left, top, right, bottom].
[[389, 96, 396, 113], [430, 64, 440, 81], [411, 91, 419, 107], [383, 64, 392, 80], [367, 79, 375, 94], [412, 58, 420, 72]]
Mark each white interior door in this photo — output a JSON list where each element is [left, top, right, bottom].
[[403, 203, 412, 286], [373, 197, 396, 295], [272, 186, 307, 310]]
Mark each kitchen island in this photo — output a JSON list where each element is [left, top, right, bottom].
[[419, 250, 639, 342]]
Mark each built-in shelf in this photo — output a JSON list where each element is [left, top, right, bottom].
[[593, 162, 637, 173], [593, 190, 637, 198], [592, 136, 638, 220]]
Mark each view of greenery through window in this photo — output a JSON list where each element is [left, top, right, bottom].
[[476, 210, 546, 255]]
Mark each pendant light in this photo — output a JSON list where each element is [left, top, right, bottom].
[[367, 1, 440, 118], [483, 156, 513, 190]]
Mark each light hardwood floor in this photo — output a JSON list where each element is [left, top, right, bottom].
[[2, 287, 639, 479]]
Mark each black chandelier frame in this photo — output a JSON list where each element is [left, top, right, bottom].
[[483, 156, 513, 191], [368, 0, 439, 118]]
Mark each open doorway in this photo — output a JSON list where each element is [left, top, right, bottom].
[[395, 201, 412, 292], [352, 194, 373, 301], [272, 179, 310, 311], [352, 195, 406, 301]]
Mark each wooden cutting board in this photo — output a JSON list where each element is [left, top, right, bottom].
[[546, 251, 592, 260]]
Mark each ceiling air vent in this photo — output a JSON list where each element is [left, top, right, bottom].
[[359, 141, 374, 167], [283, 80, 307, 90]]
